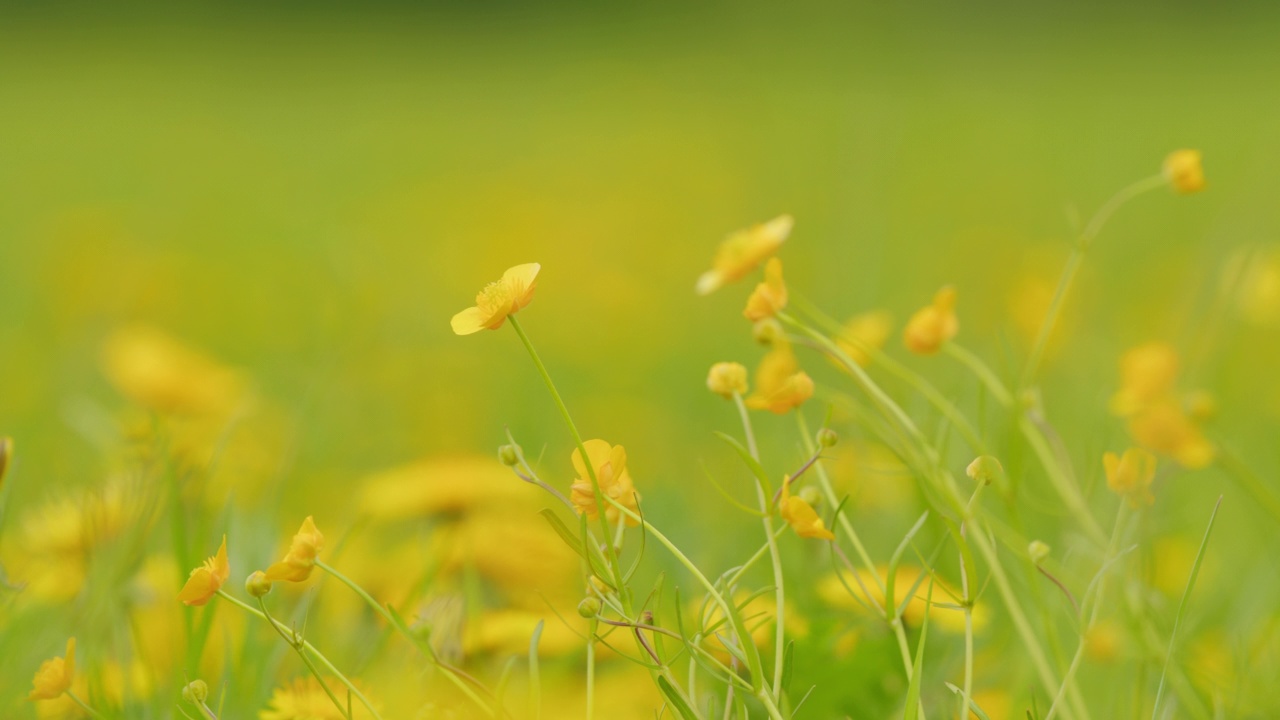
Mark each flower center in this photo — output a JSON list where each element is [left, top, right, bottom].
[[476, 281, 514, 314]]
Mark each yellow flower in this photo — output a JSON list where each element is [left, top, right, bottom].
[[178, 535, 230, 606], [1163, 149, 1205, 194], [1109, 342, 1180, 416], [1108, 343, 1215, 468], [102, 325, 245, 416], [450, 263, 540, 335], [357, 456, 528, 520], [28, 638, 75, 701], [835, 311, 892, 367], [743, 257, 788, 321], [569, 440, 641, 527], [706, 362, 749, 399], [696, 215, 793, 295], [817, 566, 985, 633], [903, 286, 958, 355], [260, 677, 379, 720], [1126, 399, 1215, 469], [745, 367, 814, 414], [778, 477, 834, 540], [265, 516, 325, 583], [1103, 448, 1157, 508]]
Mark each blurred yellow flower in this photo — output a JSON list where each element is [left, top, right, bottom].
[[358, 456, 529, 520], [1126, 398, 1215, 469], [265, 516, 324, 583], [260, 677, 378, 720], [1108, 343, 1215, 468], [27, 638, 75, 701], [778, 477, 834, 540], [464, 608, 584, 657], [696, 214, 793, 295], [817, 566, 985, 633], [1084, 620, 1124, 663], [102, 325, 245, 416], [450, 263, 540, 335], [903, 286, 958, 355], [744, 342, 813, 413], [1163, 149, 1205, 194], [1103, 447, 1157, 508], [743, 257, 788, 321], [1109, 342, 1180, 416], [178, 535, 229, 606], [835, 310, 892, 367], [706, 361, 749, 399], [570, 440, 641, 527]]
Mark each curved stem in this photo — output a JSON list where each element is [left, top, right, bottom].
[[66, 691, 108, 720], [257, 596, 351, 720]]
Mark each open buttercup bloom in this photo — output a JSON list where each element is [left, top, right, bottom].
[[743, 257, 788, 321], [28, 638, 75, 701], [745, 341, 814, 413], [569, 439, 640, 526], [903, 286, 958, 354], [265, 516, 325, 582], [450, 263, 541, 335], [1163, 150, 1205, 194], [1103, 447, 1157, 508], [696, 214, 793, 295], [706, 361, 748, 399], [778, 476, 834, 540], [178, 535, 230, 606]]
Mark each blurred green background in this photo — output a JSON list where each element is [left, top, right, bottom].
[[4, 1, 1280, 717]]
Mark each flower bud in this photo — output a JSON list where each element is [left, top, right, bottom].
[[0, 436, 11, 488], [706, 362, 749, 399], [965, 455, 1003, 486], [798, 486, 821, 506], [752, 318, 784, 346], [577, 597, 602, 618], [1028, 540, 1051, 565], [498, 443, 521, 467], [816, 427, 838, 448], [1163, 149, 1205, 194], [182, 679, 209, 704], [246, 570, 273, 598]]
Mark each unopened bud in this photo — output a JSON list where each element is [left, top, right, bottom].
[[498, 444, 521, 467], [182, 679, 209, 704], [817, 428, 838, 448], [1028, 540, 1051, 565], [752, 318, 784, 346], [706, 362, 749, 399], [246, 571, 273, 598], [577, 597, 602, 618], [965, 455, 1003, 486]]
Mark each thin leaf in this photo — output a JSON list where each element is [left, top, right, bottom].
[[780, 640, 795, 696], [902, 578, 934, 720], [944, 682, 991, 720], [657, 676, 699, 720], [886, 511, 930, 620], [528, 620, 543, 720], [714, 431, 775, 498], [538, 508, 586, 560]]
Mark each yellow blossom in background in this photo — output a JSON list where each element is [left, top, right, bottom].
[[28, 638, 75, 701], [835, 310, 892, 367], [357, 456, 530, 520], [696, 214, 793, 295], [903, 286, 958, 355], [464, 608, 584, 657], [1084, 620, 1124, 663], [1126, 398, 1216, 468], [450, 262, 540, 335], [706, 361, 748, 398], [1109, 343, 1215, 467], [1103, 447, 1157, 508], [265, 516, 325, 583], [778, 476, 834, 540], [178, 535, 230, 606], [743, 257, 788, 321], [744, 342, 813, 413], [260, 677, 379, 720], [1109, 342, 1180, 416], [1226, 246, 1280, 326], [102, 325, 246, 416], [446, 511, 580, 604], [1163, 149, 1206, 194], [817, 566, 985, 633], [569, 439, 641, 526]]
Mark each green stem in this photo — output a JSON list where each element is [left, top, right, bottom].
[[215, 590, 384, 720], [66, 691, 108, 720], [586, 618, 597, 720], [257, 596, 352, 720], [944, 342, 1014, 408]]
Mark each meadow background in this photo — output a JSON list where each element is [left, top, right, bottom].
[[3, 2, 1280, 718]]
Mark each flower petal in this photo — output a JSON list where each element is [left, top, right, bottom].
[[451, 306, 491, 335]]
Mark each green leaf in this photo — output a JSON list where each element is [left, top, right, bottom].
[[781, 640, 795, 696], [538, 508, 586, 560], [657, 675, 698, 720], [528, 620, 543, 720], [902, 578, 934, 720], [886, 511, 930, 620], [944, 683, 991, 720], [714, 431, 774, 498]]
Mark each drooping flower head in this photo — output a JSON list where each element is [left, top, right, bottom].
[[1103, 448, 1157, 508], [451, 263, 541, 335], [744, 343, 813, 414], [778, 477, 834, 540], [569, 440, 640, 527], [1163, 150, 1205, 194], [706, 362, 749, 399], [265, 516, 325, 583], [903, 286, 958, 355], [27, 638, 75, 701], [178, 535, 230, 606], [743, 257, 788, 321], [696, 215, 793, 295]]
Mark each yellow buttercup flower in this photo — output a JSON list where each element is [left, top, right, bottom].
[[778, 477, 834, 540], [28, 638, 75, 701], [835, 310, 892, 367], [265, 516, 325, 583], [178, 535, 230, 606], [569, 440, 640, 527], [1109, 342, 1180, 416], [743, 257, 788, 321], [260, 677, 379, 720], [102, 325, 245, 416], [696, 214, 793, 295], [1126, 399, 1215, 469], [1103, 447, 1157, 508], [903, 286, 958, 355], [1163, 149, 1205, 194], [706, 362, 749, 399], [1108, 343, 1215, 468], [744, 342, 813, 413], [450, 263, 540, 335], [817, 566, 985, 633]]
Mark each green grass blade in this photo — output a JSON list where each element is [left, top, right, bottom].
[[657, 675, 699, 720], [902, 578, 934, 720], [528, 620, 543, 720]]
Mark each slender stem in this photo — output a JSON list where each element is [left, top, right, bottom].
[[66, 691, 108, 720], [586, 618, 597, 720], [944, 342, 1014, 408], [215, 590, 384, 720], [257, 596, 351, 720]]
